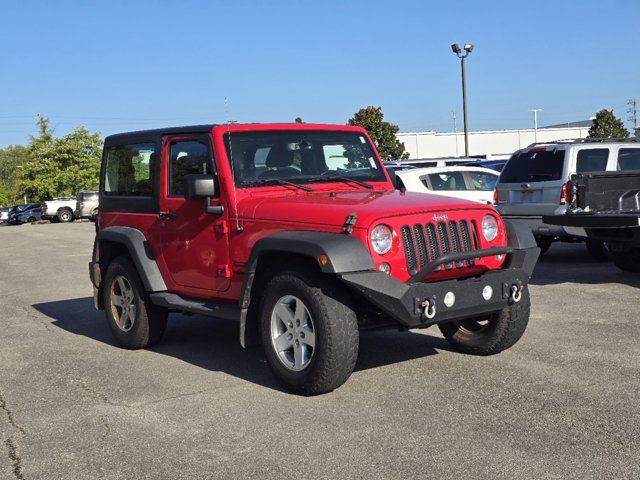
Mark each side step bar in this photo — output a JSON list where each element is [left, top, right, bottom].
[[149, 292, 241, 322]]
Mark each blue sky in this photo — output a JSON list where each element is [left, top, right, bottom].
[[1, 0, 638, 147]]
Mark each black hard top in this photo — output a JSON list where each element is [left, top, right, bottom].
[[104, 124, 217, 145]]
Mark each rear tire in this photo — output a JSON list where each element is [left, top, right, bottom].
[[535, 237, 553, 256], [260, 268, 359, 395], [58, 209, 73, 223], [438, 286, 530, 355], [609, 248, 640, 272], [585, 239, 610, 262], [103, 256, 168, 349]]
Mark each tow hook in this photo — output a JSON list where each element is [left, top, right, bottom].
[[422, 298, 436, 320], [510, 284, 522, 303]]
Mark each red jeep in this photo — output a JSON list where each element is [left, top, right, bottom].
[[89, 123, 539, 394]]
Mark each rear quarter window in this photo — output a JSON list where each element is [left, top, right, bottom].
[[500, 150, 566, 183], [576, 149, 609, 173], [103, 143, 156, 196], [617, 148, 640, 171]]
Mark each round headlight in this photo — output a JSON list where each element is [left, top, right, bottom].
[[370, 224, 393, 255], [482, 214, 499, 242]]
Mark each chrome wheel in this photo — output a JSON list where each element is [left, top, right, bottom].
[[110, 275, 137, 332], [270, 295, 316, 372]]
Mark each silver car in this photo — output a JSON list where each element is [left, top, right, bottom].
[[495, 138, 640, 256], [74, 190, 99, 221]]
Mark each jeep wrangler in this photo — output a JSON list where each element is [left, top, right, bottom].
[[89, 123, 540, 395]]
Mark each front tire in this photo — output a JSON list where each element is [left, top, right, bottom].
[[609, 248, 640, 272], [260, 269, 359, 395], [586, 239, 610, 262], [58, 209, 73, 223], [27, 216, 36, 224], [103, 256, 168, 349], [535, 237, 552, 256], [438, 286, 530, 355]]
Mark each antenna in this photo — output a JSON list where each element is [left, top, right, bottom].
[[224, 97, 243, 232]]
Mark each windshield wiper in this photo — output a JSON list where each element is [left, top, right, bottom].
[[306, 175, 374, 189], [240, 178, 314, 192]]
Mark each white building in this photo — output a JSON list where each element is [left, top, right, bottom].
[[396, 125, 591, 160]]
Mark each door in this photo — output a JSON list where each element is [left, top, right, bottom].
[[422, 171, 481, 203], [158, 135, 230, 293], [464, 171, 498, 204]]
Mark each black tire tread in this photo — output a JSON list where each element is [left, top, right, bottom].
[[609, 248, 640, 272], [438, 287, 530, 356], [103, 256, 167, 349], [585, 240, 610, 262], [260, 268, 358, 395]]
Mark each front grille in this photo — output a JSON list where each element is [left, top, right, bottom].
[[401, 220, 479, 275]]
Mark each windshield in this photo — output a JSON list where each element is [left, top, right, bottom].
[[499, 149, 566, 183], [224, 131, 386, 187]]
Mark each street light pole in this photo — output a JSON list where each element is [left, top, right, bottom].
[[460, 56, 469, 157], [529, 108, 542, 143], [451, 43, 474, 157]]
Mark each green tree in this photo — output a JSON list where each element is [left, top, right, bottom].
[[587, 109, 629, 139], [0, 145, 29, 206], [19, 116, 102, 201], [347, 106, 409, 160]]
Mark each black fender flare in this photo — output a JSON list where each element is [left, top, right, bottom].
[[238, 231, 374, 347], [94, 226, 167, 292]]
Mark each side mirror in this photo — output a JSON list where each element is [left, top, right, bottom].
[[183, 174, 223, 215], [183, 174, 215, 200]]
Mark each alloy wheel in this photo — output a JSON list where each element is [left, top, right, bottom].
[[110, 275, 137, 332], [270, 295, 316, 371]]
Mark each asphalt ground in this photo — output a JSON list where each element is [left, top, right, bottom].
[[1, 221, 638, 479]]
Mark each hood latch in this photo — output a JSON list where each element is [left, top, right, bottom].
[[343, 212, 358, 234]]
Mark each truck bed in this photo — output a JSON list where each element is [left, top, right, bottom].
[[544, 170, 640, 226]]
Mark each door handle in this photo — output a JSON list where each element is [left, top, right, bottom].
[[158, 211, 177, 220]]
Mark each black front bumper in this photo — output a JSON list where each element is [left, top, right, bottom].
[[339, 221, 540, 329]]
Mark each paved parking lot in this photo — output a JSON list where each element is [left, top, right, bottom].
[[1, 221, 639, 479]]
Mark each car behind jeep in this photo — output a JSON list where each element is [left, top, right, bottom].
[[89, 123, 539, 395], [495, 138, 640, 259]]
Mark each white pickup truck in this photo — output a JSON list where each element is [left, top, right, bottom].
[[41, 197, 76, 223]]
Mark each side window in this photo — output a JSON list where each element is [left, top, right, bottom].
[[169, 140, 213, 197], [617, 148, 640, 171], [467, 172, 498, 191], [104, 143, 156, 196], [576, 149, 609, 173], [424, 172, 467, 191]]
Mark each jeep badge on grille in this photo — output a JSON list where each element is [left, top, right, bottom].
[[433, 214, 448, 222]]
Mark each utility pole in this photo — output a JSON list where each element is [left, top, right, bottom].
[[628, 99, 638, 131], [451, 43, 474, 157], [529, 109, 542, 143]]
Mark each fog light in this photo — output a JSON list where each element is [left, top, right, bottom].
[[496, 254, 504, 261], [482, 285, 493, 301], [444, 291, 455, 307], [378, 262, 391, 274]]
